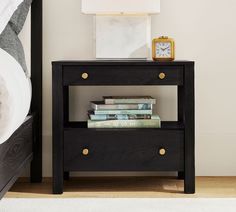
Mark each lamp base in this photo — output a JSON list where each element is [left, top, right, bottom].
[[95, 15, 151, 59]]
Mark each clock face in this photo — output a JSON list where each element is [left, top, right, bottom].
[[155, 42, 172, 58]]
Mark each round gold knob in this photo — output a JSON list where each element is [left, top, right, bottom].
[[82, 73, 89, 80], [159, 148, 166, 156], [159, 73, 166, 80], [82, 148, 89, 156]]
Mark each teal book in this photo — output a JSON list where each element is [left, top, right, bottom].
[[89, 113, 154, 121], [91, 109, 152, 115], [103, 96, 156, 105], [91, 101, 152, 110], [88, 116, 161, 129]]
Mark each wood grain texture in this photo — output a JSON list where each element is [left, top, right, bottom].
[[52, 64, 65, 194], [0, 0, 43, 199], [52, 61, 195, 194], [30, 0, 43, 183], [52, 60, 194, 66], [63, 65, 183, 86], [183, 64, 195, 194], [0, 117, 33, 199], [64, 129, 184, 172]]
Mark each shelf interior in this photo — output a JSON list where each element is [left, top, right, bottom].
[[65, 121, 184, 130]]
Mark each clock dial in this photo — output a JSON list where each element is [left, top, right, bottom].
[[156, 42, 171, 58]]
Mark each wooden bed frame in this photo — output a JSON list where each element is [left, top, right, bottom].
[[0, 0, 42, 199]]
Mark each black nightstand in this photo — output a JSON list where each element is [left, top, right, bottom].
[[52, 60, 195, 194]]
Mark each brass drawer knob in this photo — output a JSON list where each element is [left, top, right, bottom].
[[159, 148, 166, 156], [159, 73, 166, 80], [82, 148, 89, 156], [82, 73, 89, 80]]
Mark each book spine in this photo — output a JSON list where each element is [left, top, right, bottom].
[[89, 114, 153, 121], [105, 99, 156, 105], [92, 103, 152, 110], [94, 110, 152, 115], [88, 119, 161, 129]]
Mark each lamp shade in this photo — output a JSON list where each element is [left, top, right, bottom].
[[81, 0, 160, 14]]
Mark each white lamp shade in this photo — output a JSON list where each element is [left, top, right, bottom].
[[82, 0, 160, 14]]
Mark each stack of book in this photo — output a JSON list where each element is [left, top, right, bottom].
[[87, 96, 161, 128]]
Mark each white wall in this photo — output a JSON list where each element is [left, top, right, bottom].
[[22, 0, 236, 177]]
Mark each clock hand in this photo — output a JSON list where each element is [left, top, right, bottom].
[[161, 47, 169, 51]]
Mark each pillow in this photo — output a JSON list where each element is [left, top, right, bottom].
[[0, 0, 24, 34], [9, 0, 32, 35], [0, 0, 32, 76], [0, 24, 28, 74]]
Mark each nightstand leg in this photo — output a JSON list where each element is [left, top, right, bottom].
[[178, 172, 184, 180], [53, 135, 64, 194], [52, 64, 64, 194], [183, 65, 195, 194], [30, 114, 42, 183], [184, 174, 195, 194], [64, 172, 70, 181], [53, 176, 63, 194]]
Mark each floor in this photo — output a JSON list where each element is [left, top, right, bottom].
[[5, 177, 236, 198]]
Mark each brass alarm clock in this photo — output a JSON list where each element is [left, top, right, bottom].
[[152, 36, 175, 61]]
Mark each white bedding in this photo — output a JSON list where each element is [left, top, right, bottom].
[[0, 0, 24, 34], [0, 48, 31, 144]]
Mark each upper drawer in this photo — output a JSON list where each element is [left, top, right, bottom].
[[63, 65, 183, 86]]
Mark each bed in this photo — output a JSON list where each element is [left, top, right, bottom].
[[0, 0, 42, 199]]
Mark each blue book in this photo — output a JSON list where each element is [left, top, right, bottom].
[[103, 96, 156, 104], [89, 113, 153, 121], [91, 101, 152, 110], [91, 109, 152, 115]]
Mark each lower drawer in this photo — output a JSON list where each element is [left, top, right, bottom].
[[64, 129, 184, 172]]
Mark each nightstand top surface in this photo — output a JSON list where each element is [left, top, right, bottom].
[[52, 60, 194, 66]]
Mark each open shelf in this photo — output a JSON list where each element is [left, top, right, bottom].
[[64, 121, 184, 131], [52, 61, 195, 194]]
